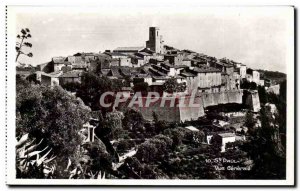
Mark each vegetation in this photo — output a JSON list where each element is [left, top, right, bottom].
[[16, 76, 104, 178], [244, 111, 255, 129], [122, 109, 145, 132], [16, 133, 56, 178], [257, 70, 286, 83], [16, 28, 33, 62], [240, 106, 286, 179], [240, 79, 257, 90], [72, 72, 123, 112], [162, 78, 186, 93], [133, 82, 149, 96]]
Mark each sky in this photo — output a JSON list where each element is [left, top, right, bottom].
[[14, 7, 293, 73]]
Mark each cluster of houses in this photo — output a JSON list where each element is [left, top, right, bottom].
[[28, 27, 268, 153], [14, 27, 283, 156], [35, 27, 263, 97]]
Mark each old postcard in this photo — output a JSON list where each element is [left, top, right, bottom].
[[6, 5, 294, 186]]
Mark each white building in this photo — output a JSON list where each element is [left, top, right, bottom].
[[40, 71, 62, 87], [216, 132, 236, 152], [246, 68, 260, 84]]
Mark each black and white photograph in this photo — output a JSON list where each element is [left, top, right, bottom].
[[5, 5, 295, 186]]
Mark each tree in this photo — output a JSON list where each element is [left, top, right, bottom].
[[136, 141, 157, 163], [61, 81, 81, 92], [16, 77, 91, 173], [184, 130, 206, 144], [117, 139, 135, 153], [244, 111, 255, 129], [153, 134, 173, 148], [103, 110, 124, 139], [152, 111, 159, 123], [81, 140, 112, 177], [257, 85, 267, 104], [136, 135, 172, 163], [16, 28, 33, 62], [163, 128, 184, 149], [249, 82, 257, 90], [162, 78, 186, 93], [240, 106, 286, 179], [133, 82, 149, 96], [121, 157, 167, 179], [240, 79, 257, 90], [122, 109, 145, 132], [76, 72, 121, 112]]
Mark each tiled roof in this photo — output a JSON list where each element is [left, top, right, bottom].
[[73, 63, 88, 68], [192, 66, 221, 73], [119, 67, 132, 76], [136, 52, 151, 56], [105, 52, 127, 57], [174, 75, 185, 79], [152, 75, 169, 80], [129, 55, 144, 60], [140, 48, 155, 54], [182, 49, 196, 53], [164, 54, 179, 57], [180, 72, 196, 77], [114, 46, 145, 52], [218, 132, 235, 138], [42, 71, 63, 78], [52, 57, 67, 64], [149, 67, 167, 76], [161, 62, 174, 68], [218, 61, 234, 68], [173, 65, 189, 69], [185, 126, 199, 132], [107, 67, 123, 78], [73, 52, 98, 57], [59, 70, 83, 78]]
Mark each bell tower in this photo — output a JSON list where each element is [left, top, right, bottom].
[[146, 27, 164, 54]]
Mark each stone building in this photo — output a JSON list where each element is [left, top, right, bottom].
[[164, 53, 184, 65], [130, 55, 145, 67], [59, 70, 83, 85], [52, 57, 71, 72], [184, 66, 222, 93], [104, 52, 128, 59], [113, 46, 145, 55], [146, 27, 164, 54], [40, 71, 62, 86], [215, 132, 236, 152], [244, 90, 261, 112], [246, 68, 260, 84]]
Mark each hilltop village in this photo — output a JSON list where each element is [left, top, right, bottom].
[[16, 27, 286, 179], [32, 27, 266, 120]]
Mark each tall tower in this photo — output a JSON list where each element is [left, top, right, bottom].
[[146, 27, 164, 54]]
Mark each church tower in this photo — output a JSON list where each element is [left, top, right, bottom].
[[146, 27, 164, 54]]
